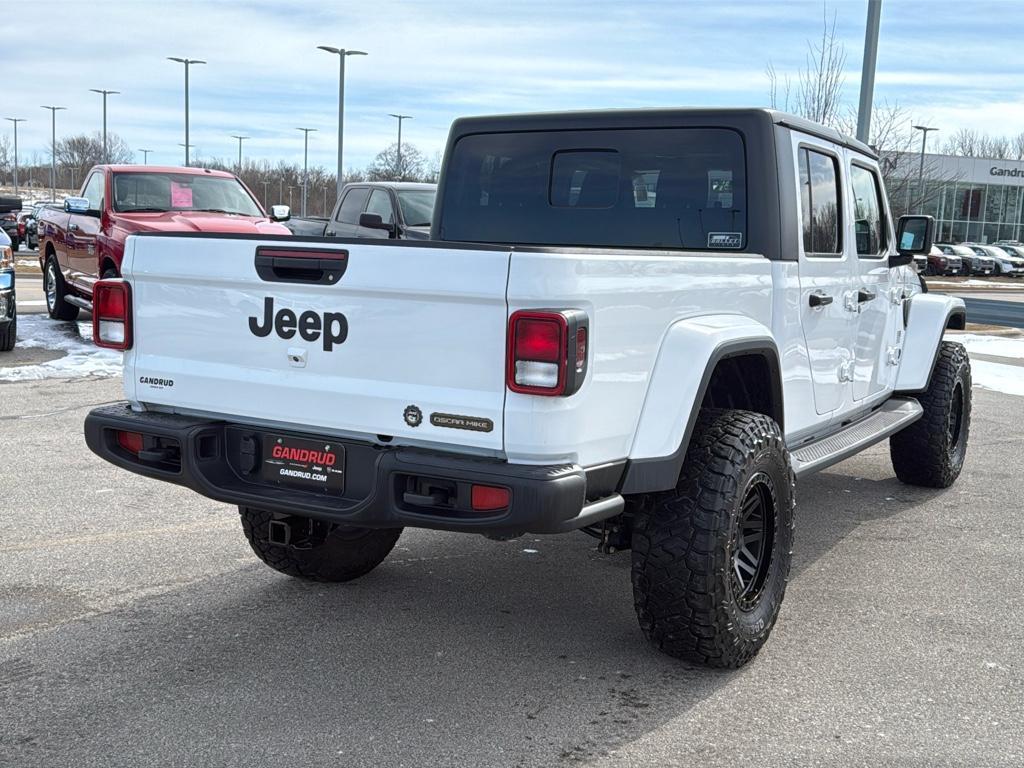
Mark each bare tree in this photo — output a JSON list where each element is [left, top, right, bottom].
[[982, 135, 1010, 159], [767, 5, 846, 128], [942, 128, 982, 157], [54, 132, 134, 184], [367, 142, 426, 182], [1013, 133, 1024, 161], [0, 134, 11, 184]]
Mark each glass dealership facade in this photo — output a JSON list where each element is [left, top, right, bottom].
[[888, 152, 1024, 244]]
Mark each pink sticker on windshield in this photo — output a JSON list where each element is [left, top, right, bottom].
[[170, 182, 193, 208]]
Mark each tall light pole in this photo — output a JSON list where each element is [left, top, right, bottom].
[[230, 134, 249, 173], [855, 0, 883, 144], [167, 57, 206, 166], [261, 180, 270, 207], [41, 106, 66, 199], [4, 118, 26, 193], [317, 46, 367, 204], [287, 185, 294, 209], [138, 148, 153, 165], [388, 114, 412, 181], [89, 89, 119, 163], [296, 127, 317, 216], [913, 125, 938, 213]]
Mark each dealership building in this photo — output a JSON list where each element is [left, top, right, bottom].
[[887, 152, 1024, 244]]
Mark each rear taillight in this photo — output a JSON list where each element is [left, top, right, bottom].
[[506, 309, 588, 396], [93, 279, 132, 350]]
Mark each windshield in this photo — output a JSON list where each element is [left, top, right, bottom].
[[112, 172, 263, 216], [396, 190, 435, 227]]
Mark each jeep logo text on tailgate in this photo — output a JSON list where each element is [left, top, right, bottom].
[[249, 297, 348, 351]]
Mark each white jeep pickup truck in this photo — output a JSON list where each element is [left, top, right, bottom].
[[85, 109, 969, 668]]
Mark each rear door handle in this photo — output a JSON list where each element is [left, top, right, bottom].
[[324, 229, 336, 237], [858, 289, 877, 303], [808, 292, 833, 308]]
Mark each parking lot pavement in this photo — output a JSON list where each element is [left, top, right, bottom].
[[1, 377, 1022, 768]]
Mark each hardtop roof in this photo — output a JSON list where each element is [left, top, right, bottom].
[[448, 107, 877, 159]]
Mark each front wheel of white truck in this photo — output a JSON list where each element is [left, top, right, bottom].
[[890, 341, 971, 488], [630, 409, 795, 668], [240, 507, 402, 582]]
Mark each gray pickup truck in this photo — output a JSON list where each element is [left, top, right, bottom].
[[284, 182, 436, 240]]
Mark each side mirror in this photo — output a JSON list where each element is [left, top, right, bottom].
[[269, 205, 291, 222], [891, 215, 934, 268], [64, 196, 91, 215], [359, 212, 397, 237]]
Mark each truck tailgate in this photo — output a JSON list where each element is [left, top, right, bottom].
[[123, 235, 510, 453]]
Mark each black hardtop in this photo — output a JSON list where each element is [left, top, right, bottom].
[[447, 107, 876, 159]]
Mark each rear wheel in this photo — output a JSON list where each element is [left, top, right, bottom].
[[240, 507, 402, 582], [44, 257, 80, 321], [890, 341, 971, 488], [631, 409, 795, 668]]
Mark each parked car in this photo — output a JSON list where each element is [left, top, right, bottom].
[[954, 244, 995, 278], [37, 165, 292, 320], [987, 244, 1024, 277], [16, 211, 36, 250], [0, 229, 15, 351], [84, 108, 966, 669], [930, 244, 964, 275], [915, 246, 937, 274], [21, 202, 57, 251], [0, 196, 23, 251], [284, 182, 436, 240]]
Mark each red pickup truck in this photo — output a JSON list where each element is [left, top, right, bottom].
[[37, 165, 291, 319]]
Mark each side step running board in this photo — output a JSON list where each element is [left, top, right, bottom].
[[65, 295, 93, 312], [789, 397, 923, 478]]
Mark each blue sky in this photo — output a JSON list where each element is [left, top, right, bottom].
[[5, 0, 1023, 173]]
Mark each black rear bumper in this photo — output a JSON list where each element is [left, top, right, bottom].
[[84, 403, 624, 536]]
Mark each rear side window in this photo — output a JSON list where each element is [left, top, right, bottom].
[[336, 187, 369, 224], [439, 128, 746, 250], [850, 164, 886, 257], [798, 148, 841, 255]]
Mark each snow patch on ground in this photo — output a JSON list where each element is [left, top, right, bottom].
[[951, 333, 1024, 360], [0, 315, 122, 382], [16, 258, 40, 268], [928, 279, 1021, 288], [969, 360, 1024, 397], [946, 333, 1024, 397]]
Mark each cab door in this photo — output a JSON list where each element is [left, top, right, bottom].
[[67, 171, 104, 291], [793, 138, 858, 417], [324, 186, 369, 238], [848, 161, 898, 401], [357, 188, 397, 239]]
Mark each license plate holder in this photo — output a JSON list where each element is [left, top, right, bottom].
[[260, 434, 345, 495]]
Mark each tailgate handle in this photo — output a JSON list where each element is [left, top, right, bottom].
[[254, 246, 348, 285]]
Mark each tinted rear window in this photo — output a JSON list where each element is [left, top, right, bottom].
[[439, 128, 746, 250]]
